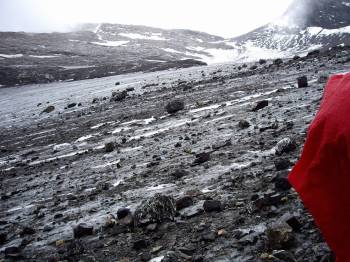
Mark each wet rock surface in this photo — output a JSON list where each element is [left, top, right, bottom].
[[0, 49, 349, 261]]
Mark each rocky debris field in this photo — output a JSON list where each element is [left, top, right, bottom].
[[0, 47, 349, 261]]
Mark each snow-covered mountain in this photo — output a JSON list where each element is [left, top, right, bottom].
[[227, 0, 350, 61]]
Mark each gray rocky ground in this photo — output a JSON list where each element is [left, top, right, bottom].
[[0, 47, 350, 261]]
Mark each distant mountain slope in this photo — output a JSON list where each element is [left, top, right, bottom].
[[0, 23, 235, 86], [227, 0, 350, 61]]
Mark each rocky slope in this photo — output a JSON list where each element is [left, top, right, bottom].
[[1, 45, 349, 261]]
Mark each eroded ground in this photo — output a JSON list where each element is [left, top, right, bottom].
[[1, 49, 350, 261]]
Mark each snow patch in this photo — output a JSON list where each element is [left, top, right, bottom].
[[0, 54, 23, 58], [119, 33, 167, 41]]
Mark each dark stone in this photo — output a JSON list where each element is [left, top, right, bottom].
[[42, 105, 55, 114], [293, 55, 300, 60], [297, 76, 308, 88], [20, 226, 35, 236], [259, 59, 267, 64], [133, 239, 149, 250], [165, 99, 185, 114], [238, 120, 250, 129], [4, 246, 21, 258], [115, 82, 120, 85], [307, 49, 321, 57], [111, 90, 127, 102], [274, 58, 283, 65], [274, 159, 291, 171], [73, 223, 93, 238], [201, 231, 216, 242], [272, 250, 297, 262], [193, 152, 210, 165], [171, 169, 189, 179], [126, 87, 134, 92], [250, 65, 258, 70], [104, 142, 115, 153], [176, 196, 193, 210], [274, 174, 292, 191], [252, 100, 269, 111], [286, 216, 303, 232], [254, 193, 283, 209], [203, 200, 223, 212], [67, 103, 77, 108], [117, 207, 131, 220], [0, 232, 6, 244]]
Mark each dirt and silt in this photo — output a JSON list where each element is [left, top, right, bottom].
[[1, 48, 350, 261]]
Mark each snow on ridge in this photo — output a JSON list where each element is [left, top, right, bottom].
[[91, 40, 129, 47], [0, 54, 23, 58], [119, 33, 167, 41], [342, 2, 350, 7], [319, 25, 350, 36], [162, 48, 182, 54]]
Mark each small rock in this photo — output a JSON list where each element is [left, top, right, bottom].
[[20, 226, 35, 236], [259, 59, 267, 64], [111, 90, 127, 102], [203, 200, 223, 212], [67, 103, 77, 108], [266, 226, 294, 250], [104, 141, 115, 153], [42, 105, 55, 114], [297, 76, 308, 88], [252, 100, 269, 111], [238, 120, 250, 129], [275, 138, 296, 155], [274, 159, 291, 171], [171, 169, 189, 179], [117, 207, 131, 220], [165, 99, 185, 114], [134, 194, 176, 226], [133, 239, 149, 250], [286, 216, 303, 232], [0, 232, 7, 244], [73, 223, 93, 238], [5, 246, 21, 259], [272, 250, 297, 262], [193, 152, 210, 165], [176, 196, 193, 210], [115, 82, 120, 85]]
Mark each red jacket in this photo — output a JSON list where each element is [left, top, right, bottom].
[[289, 72, 350, 262]]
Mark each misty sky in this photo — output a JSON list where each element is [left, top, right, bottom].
[[0, 0, 293, 37]]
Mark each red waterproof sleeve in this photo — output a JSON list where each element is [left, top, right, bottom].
[[288, 72, 350, 262]]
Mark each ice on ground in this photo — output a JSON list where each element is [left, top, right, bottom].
[[162, 48, 182, 54], [29, 55, 60, 58]]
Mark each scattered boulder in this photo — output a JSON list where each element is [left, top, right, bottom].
[[171, 169, 189, 179], [176, 196, 193, 210], [297, 76, 308, 88], [274, 158, 291, 171], [165, 99, 185, 114], [0, 232, 6, 244], [67, 103, 77, 108], [252, 100, 269, 111], [115, 82, 121, 86], [285, 216, 303, 232], [134, 194, 176, 226], [275, 138, 296, 155], [4, 246, 21, 259], [318, 74, 329, 83], [274, 58, 283, 65], [73, 223, 94, 238], [133, 239, 149, 250], [238, 120, 251, 129], [42, 105, 55, 114], [203, 200, 223, 212], [266, 226, 294, 250], [19, 226, 35, 236], [117, 207, 131, 220], [104, 141, 115, 153], [273, 173, 292, 191], [111, 90, 127, 102], [259, 59, 267, 65], [193, 152, 210, 165]]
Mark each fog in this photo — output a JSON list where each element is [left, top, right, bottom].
[[0, 0, 294, 37]]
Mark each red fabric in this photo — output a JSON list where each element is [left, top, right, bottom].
[[288, 72, 350, 262]]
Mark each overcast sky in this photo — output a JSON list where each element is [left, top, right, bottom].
[[0, 0, 293, 37]]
